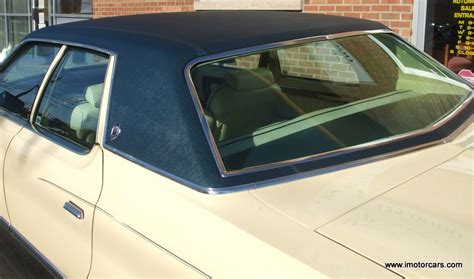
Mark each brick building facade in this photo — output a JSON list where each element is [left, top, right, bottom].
[[1, 1, 472, 70], [67, 1, 474, 72], [92, 0, 414, 41], [303, 0, 413, 40], [93, 0, 194, 18]]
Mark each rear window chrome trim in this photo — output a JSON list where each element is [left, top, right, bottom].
[[103, 108, 472, 195], [184, 29, 473, 178]]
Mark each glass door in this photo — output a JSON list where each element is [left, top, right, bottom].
[[425, 2, 474, 72]]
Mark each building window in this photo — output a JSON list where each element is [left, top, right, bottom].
[[55, 0, 92, 14], [0, 0, 93, 62], [0, 0, 31, 54], [6, 0, 29, 14], [52, 0, 92, 25]]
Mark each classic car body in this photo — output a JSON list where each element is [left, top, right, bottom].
[[0, 11, 472, 278]]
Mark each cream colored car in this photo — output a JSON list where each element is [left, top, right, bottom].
[[0, 12, 472, 279]]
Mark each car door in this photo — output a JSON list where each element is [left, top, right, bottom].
[[0, 42, 61, 223], [3, 45, 112, 277]]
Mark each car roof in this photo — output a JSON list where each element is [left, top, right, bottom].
[[27, 11, 387, 57], [22, 12, 401, 194]]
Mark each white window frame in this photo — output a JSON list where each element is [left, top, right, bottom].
[[411, 0, 427, 51]]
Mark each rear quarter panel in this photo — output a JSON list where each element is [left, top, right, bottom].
[[88, 149, 399, 278]]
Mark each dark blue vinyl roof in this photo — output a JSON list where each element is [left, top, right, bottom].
[[23, 12, 401, 193], [27, 11, 387, 57]]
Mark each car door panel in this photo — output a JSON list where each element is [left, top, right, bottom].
[[0, 114, 23, 222], [3, 127, 103, 277], [0, 43, 61, 224], [3, 46, 110, 277]]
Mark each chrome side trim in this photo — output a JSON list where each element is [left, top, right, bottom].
[[97, 55, 117, 146], [183, 29, 473, 178], [95, 207, 211, 279], [103, 111, 471, 195], [0, 216, 66, 279], [38, 178, 95, 208], [103, 148, 214, 194], [217, 113, 472, 194], [29, 45, 68, 126], [21, 38, 116, 57]]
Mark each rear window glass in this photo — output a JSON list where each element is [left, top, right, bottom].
[[191, 33, 471, 173], [278, 41, 374, 84]]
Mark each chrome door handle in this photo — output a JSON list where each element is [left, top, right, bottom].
[[63, 201, 84, 220]]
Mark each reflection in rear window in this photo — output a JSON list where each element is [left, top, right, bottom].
[[191, 33, 471, 172]]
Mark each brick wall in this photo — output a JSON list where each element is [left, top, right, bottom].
[[303, 0, 413, 41], [92, 0, 413, 41], [93, 0, 194, 18], [279, 42, 361, 83]]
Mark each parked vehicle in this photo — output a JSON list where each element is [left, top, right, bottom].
[[0, 11, 472, 278]]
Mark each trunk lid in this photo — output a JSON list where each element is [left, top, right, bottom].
[[251, 123, 473, 277]]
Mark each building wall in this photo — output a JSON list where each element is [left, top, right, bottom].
[[195, 0, 301, 11], [92, 0, 413, 41], [303, 0, 413, 40], [93, 0, 194, 18]]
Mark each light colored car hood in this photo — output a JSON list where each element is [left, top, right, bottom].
[[251, 123, 473, 278]]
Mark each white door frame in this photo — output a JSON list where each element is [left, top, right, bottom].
[[411, 0, 428, 51]]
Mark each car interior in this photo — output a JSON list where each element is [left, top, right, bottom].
[[35, 60, 108, 150], [70, 82, 104, 146]]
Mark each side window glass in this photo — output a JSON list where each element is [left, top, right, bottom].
[[35, 48, 109, 151], [0, 43, 60, 119]]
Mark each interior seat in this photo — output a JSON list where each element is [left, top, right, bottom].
[[70, 83, 103, 146], [206, 68, 295, 142]]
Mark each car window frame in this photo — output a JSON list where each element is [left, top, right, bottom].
[[0, 42, 62, 122], [0, 38, 117, 156], [33, 47, 111, 153], [185, 29, 473, 178]]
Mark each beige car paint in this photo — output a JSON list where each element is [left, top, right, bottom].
[[88, 149, 399, 278], [250, 123, 473, 230], [0, 115, 22, 223], [318, 149, 473, 278], [86, 123, 473, 278], [3, 127, 103, 278]]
